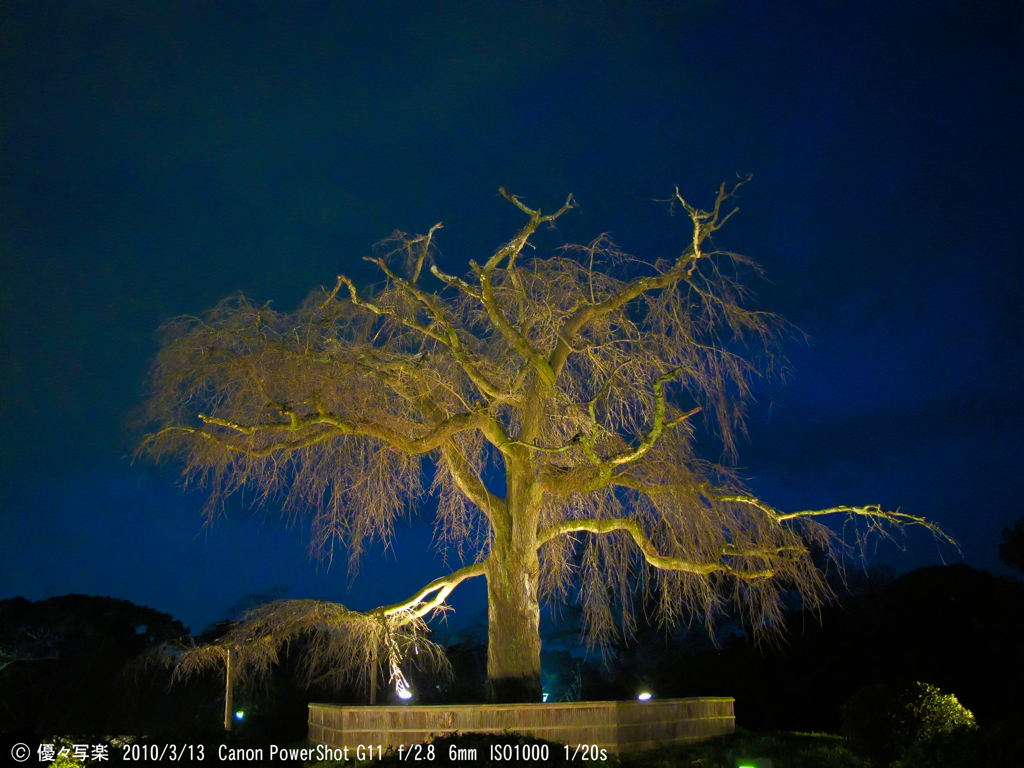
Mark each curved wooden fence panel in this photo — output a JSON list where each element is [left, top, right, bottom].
[[308, 697, 734, 754]]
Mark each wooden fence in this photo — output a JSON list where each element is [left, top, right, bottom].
[[308, 697, 734, 754]]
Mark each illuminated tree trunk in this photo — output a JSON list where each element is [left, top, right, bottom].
[[485, 548, 543, 703], [485, 472, 543, 704]]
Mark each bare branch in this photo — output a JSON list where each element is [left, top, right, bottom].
[[472, 261, 558, 386], [410, 222, 443, 284], [430, 263, 482, 298], [439, 443, 507, 523], [145, 423, 342, 458], [452, 190, 577, 387], [489, 189, 575, 271], [155, 406, 491, 458], [712, 495, 958, 548], [375, 560, 488, 622], [585, 368, 702, 468], [339, 274, 448, 344], [537, 517, 774, 580], [671, 174, 752, 274], [318, 276, 344, 310], [352, 255, 510, 402], [549, 175, 753, 379]]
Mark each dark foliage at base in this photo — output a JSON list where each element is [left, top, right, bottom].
[[327, 731, 611, 768], [0, 595, 361, 744], [326, 730, 866, 768], [893, 724, 1024, 768], [629, 564, 1024, 732], [616, 730, 865, 768]]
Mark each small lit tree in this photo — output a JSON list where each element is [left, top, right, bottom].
[[140, 179, 949, 702], [842, 682, 976, 765]]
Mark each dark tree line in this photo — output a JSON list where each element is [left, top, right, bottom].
[[999, 514, 1024, 573], [0, 594, 359, 749], [0, 595, 189, 734], [3, 562, 1023, 746]]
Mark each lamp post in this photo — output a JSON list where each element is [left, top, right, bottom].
[[223, 647, 236, 731]]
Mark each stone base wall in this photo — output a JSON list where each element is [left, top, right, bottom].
[[308, 697, 734, 754]]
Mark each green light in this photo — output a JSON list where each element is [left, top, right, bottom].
[[234, 710, 244, 720]]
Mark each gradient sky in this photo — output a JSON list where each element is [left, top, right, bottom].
[[1, 0, 1022, 635]]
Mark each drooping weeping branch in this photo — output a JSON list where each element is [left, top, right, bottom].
[[171, 561, 487, 696], [171, 598, 452, 697]]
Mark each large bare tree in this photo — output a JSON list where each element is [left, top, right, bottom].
[[140, 179, 947, 703]]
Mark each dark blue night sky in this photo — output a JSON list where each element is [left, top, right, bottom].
[[1, 1, 1022, 636]]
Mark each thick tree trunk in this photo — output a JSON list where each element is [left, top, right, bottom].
[[485, 548, 543, 703]]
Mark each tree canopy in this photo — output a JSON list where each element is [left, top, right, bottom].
[[140, 180, 949, 702]]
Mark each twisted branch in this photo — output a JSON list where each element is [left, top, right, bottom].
[[537, 517, 775, 580]]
